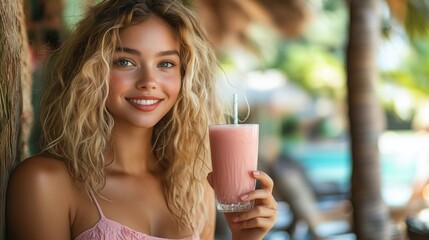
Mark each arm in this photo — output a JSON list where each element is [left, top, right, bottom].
[[199, 180, 216, 240], [6, 156, 74, 240], [223, 171, 279, 240]]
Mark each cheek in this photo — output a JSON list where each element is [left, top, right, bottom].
[[109, 73, 130, 97], [168, 78, 181, 100]]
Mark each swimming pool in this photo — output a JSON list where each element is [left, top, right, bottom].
[[281, 131, 429, 208]]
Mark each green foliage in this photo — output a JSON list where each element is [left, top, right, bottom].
[[383, 36, 429, 96], [272, 43, 345, 99], [405, 0, 429, 40], [235, 1, 349, 99], [217, 0, 429, 123], [378, 22, 429, 99]]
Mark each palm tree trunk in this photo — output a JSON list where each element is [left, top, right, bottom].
[[0, 0, 29, 237], [346, 0, 390, 239]]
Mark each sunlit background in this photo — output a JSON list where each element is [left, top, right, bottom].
[[26, 0, 429, 239]]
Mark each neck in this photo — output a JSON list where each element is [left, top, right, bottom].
[[107, 124, 159, 175]]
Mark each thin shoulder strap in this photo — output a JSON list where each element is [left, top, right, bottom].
[[88, 191, 106, 218]]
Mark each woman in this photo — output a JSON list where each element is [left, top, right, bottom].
[[6, 0, 278, 239]]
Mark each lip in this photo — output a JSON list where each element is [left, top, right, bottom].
[[126, 96, 163, 112]]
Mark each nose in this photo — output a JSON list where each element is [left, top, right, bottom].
[[136, 69, 157, 90]]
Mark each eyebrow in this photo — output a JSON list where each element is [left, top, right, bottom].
[[115, 47, 180, 57], [156, 49, 180, 57]]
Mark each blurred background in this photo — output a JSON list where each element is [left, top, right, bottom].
[[24, 0, 429, 239]]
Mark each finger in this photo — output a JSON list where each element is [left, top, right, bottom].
[[240, 189, 277, 210], [234, 209, 279, 229], [238, 217, 277, 230], [234, 206, 278, 223], [252, 171, 274, 192]]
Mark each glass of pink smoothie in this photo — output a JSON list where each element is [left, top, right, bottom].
[[209, 124, 259, 212]]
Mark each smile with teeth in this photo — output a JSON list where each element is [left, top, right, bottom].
[[128, 99, 160, 105]]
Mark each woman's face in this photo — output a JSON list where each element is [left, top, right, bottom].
[[107, 16, 181, 130]]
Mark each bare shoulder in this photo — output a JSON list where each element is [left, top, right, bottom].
[[10, 154, 71, 180], [7, 154, 75, 240], [7, 154, 74, 197]]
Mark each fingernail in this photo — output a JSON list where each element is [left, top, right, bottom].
[[233, 216, 239, 222], [240, 194, 248, 200], [253, 171, 260, 176]]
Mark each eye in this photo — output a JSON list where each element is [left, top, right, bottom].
[[159, 61, 174, 68], [114, 59, 134, 67]]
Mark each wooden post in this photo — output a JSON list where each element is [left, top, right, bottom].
[[0, 0, 30, 237], [346, 0, 390, 238]]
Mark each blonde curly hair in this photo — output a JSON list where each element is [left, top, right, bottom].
[[40, 0, 228, 232]]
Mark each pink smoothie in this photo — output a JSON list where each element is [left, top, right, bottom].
[[209, 124, 259, 212]]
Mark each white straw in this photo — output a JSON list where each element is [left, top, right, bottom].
[[233, 94, 238, 124]]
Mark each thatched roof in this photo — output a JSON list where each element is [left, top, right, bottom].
[[194, 0, 312, 47]]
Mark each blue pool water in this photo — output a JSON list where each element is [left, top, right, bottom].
[[281, 131, 427, 207]]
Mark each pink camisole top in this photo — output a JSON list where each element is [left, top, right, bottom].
[[74, 193, 199, 240]]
